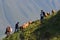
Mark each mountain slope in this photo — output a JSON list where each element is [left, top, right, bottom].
[[3, 10, 60, 40], [0, 0, 60, 38]]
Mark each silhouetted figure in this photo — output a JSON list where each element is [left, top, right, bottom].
[[40, 10, 45, 23], [15, 22, 19, 32], [5, 26, 12, 38]]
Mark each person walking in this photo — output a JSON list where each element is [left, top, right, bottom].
[[40, 10, 45, 23], [15, 22, 19, 32]]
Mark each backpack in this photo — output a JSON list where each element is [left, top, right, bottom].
[[43, 12, 45, 17]]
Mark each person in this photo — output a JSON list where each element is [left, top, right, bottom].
[[5, 26, 12, 38], [40, 10, 45, 23], [15, 22, 19, 32]]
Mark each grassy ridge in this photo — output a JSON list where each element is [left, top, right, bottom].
[[3, 10, 60, 40]]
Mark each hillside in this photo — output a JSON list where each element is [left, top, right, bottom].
[[3, 10, 60, 40], [0, 0, 60, 38]]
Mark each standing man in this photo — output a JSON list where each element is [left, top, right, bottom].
[[40, 10, 45, 23], [15, 22, 19, 32]]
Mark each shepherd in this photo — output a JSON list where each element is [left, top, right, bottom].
[[15, 22, 19, 32], [40, 10, 45, 23]]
